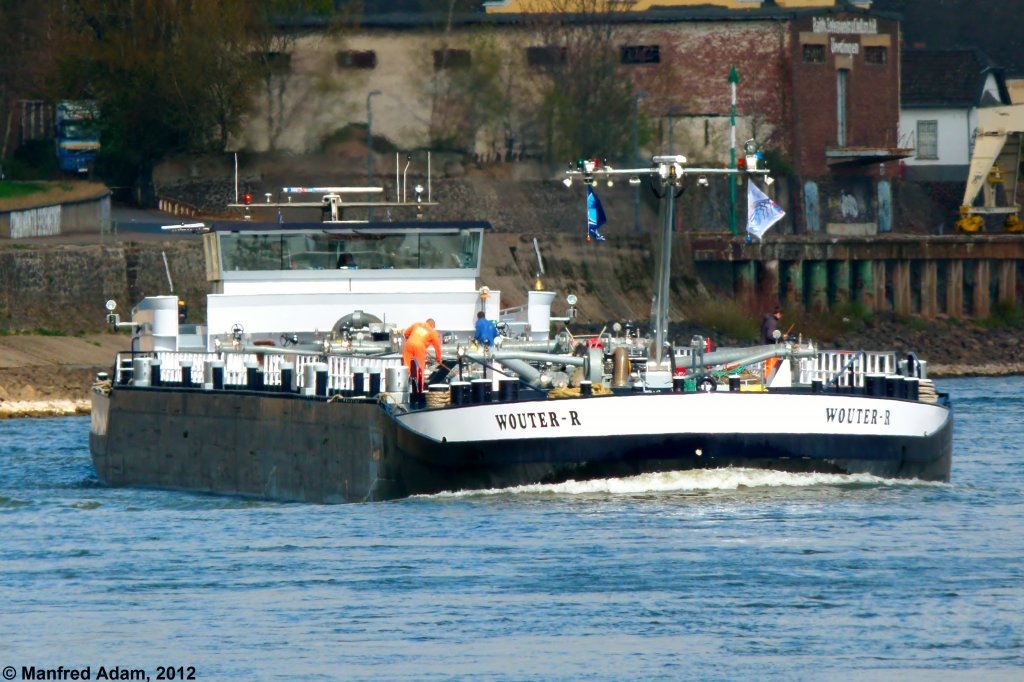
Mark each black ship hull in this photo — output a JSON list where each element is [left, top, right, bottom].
[[90, 386, 953, 503]]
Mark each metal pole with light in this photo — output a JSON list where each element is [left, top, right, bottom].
[[632, 91, 648, 233], [364, 91, 380, 184], [366, 90, 381, 220], [728, 65, 740, 234]]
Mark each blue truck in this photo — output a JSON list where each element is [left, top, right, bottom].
[[55, 101, 100, 175]]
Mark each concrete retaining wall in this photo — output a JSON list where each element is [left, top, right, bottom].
[[0, 193, 111, 239]]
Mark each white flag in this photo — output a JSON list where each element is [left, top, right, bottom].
[[746, 181, 785, 240]]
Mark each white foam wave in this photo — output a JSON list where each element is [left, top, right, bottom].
[[424, 468, 946, 499]]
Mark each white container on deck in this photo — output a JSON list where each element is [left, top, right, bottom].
[[133, 296, 179, 352], [527, 291, 556, 341]]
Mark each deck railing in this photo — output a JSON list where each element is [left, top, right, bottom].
[[115, 349, 403, 391], [798, 350, 898, 388]]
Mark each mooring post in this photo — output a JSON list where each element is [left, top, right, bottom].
[[893, 260, 911, 314], [762, 259, 780, 304], [734, 261, 757, 303], [973, 260, 991, 318], [809, 261, 828, 312], [946, 260, 964, 318], [834, 260, 850, 307], [856, 259, 874, 313], [874, 260, 888, 313], [785, 260, 804, 309], [920, 261, 938, 319], [998, 260, 1017, 305]]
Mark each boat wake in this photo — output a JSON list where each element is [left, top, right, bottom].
[[425, 468, 946, 499]]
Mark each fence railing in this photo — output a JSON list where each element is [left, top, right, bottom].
[[798, 350, 897, 388], [116, 349, 403, 391]]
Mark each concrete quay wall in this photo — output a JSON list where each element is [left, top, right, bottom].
[[690, 234, 1024, 318]]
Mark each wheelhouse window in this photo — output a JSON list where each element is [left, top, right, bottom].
[[917, 120, 939, 159], [433, 49, 471, 70], [620, 45, 660, 65], [218, 230, 482, 272], [337, 50, 377, 69]]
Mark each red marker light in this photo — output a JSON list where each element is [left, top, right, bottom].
[[737, 157, 746, 170], [243, 193, 252, 205]]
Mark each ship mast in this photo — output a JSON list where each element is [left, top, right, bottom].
[[565, 153, 769, 366]]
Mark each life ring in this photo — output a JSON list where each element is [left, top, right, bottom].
[[696, 375, 717, 393]]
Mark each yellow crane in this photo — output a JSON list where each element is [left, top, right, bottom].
[[957, 104, 1024, 233]]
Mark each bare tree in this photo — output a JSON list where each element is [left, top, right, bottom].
[[522, 0, 639, 162]]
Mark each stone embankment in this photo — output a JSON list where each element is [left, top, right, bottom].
[[0, 399, 90, 419]]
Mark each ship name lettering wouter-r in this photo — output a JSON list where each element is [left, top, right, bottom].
[[494, 410, 581, 431], [825, 407, 890, 426]]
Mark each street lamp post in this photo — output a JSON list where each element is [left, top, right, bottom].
[[728, 66, 740, 234], [366, 90, 381, 220], [366, 90, 382, 185], [633, 91, 648, 233]]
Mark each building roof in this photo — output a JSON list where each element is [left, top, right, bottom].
[[294, 0, 893, 29], [901, 49, 1008, 108]]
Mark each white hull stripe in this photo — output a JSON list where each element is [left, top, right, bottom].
[[395, 392, 950, 444]]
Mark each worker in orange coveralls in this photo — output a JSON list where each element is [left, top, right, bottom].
[[403, 318, 443, 391]]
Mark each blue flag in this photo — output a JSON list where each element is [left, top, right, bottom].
[[587, 186, 607, 242], [746, 181, 785, 241]]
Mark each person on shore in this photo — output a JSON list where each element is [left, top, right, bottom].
[[403, 318, 443, 390], [473, 311, 498, 347], [761, 307, 782, 345]]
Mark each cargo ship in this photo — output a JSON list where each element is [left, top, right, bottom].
[[89, 153, 952, 502]]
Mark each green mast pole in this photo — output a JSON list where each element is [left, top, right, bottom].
[[729, 65, 740, 234]]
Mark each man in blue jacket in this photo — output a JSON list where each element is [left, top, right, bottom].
[[473, 311, 498, 347]]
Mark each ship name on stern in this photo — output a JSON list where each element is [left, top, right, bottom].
[[495, 410, 581, 431]]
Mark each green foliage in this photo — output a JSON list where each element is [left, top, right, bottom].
[[57, 0, 265, 201], [4, 140, 60, 180], [689, 299, 758, 342], [530, 9, 637, 161], [980, 301, 1024, 329], [0, 181, 47, 199], [33, 328, 66, 337]]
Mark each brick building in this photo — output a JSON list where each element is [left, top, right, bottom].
[[249, 0, 906, 234]]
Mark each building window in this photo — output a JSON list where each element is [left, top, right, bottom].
[[620, 45, 660, 65], [917, 120, 938, 159], [865, 46, 887, 65], [803, 44, 825, 63], [337, 50, 377, 69], [526, 46, 567, 68], [433, 49, 471, 70]]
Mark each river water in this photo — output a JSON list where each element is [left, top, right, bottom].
[[1, 376, 1021, 681]]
